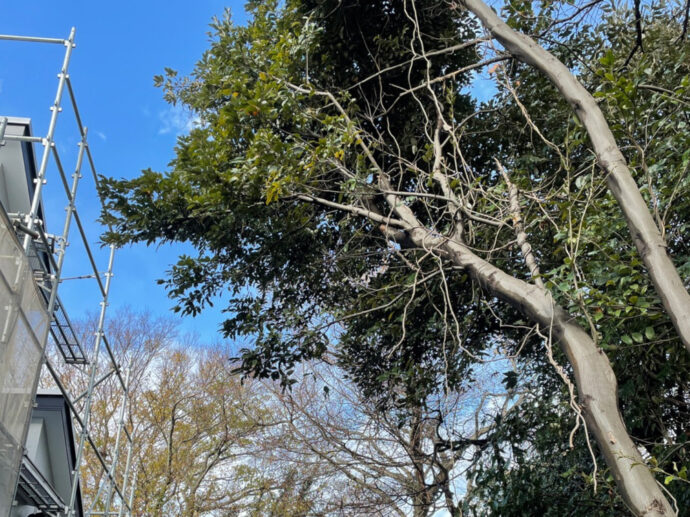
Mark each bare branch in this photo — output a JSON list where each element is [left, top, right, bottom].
[[495, 159, 544, 288]]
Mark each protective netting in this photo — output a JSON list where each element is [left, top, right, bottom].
[[0, 215, 49, 516]]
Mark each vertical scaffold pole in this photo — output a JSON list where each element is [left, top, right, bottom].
[[67, 244, 116, 516], [4, 26, 75, 361], [22, 27, 76, 251], [126, 472, 137, 517], [25, 125, 88, 478], [103, 365, 131, 516], [116, 432, 135, 517], [14, 124, 89, 515], [0, 27, 76, 346], [1, 28, 139, 515], [85, 363, 130, 517], [46, 128, 87, 316], [0, 116, 7, 143]]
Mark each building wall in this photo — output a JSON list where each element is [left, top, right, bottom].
[[25, 420, 54, 485]]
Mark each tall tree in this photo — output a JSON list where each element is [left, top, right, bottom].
[[48, 310, 275, 516], [252, 361, 514, 516], [53, 309, 512, 516], [101, 1, 690, 514], [460, 4, 690, 513], [44, 308, 178, 514], [459, 0, 690, 352]]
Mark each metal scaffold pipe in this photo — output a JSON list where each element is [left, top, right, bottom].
[[0, 116, 7, 142], [103, 365, 131, 516], [46, 127, 88, 316], [0, 33, 67, 44], [126, 472, 137, 517], [116, 437, 135, 517], [67, 244, 116, 516], [22, 27, 76, 251], [1, 27, 138, 517]]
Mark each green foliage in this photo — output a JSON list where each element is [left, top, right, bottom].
[[459, 5, 690, 513], [101, 0, 690, 514], [101, 0, 488, 408]]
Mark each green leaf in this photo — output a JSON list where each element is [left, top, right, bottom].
[[645, 326, 655, 340], [599, 49, 615, 67], [632, 332, 643, 343], [621, 335, 633, 345]]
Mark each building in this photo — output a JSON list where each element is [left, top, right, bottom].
[[13, 391, 84, 517], [0, 116, 56, 517]]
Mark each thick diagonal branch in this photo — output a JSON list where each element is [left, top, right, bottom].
[[300, 181, 673, 516], [288, 64, 674, 515], [406, 225, 673, 517], [459, 0, 690, 355]]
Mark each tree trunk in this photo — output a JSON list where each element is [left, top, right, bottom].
[[410, 410, 433, 517], [459, 0, 690, 353], [404, 228, 673, 516]]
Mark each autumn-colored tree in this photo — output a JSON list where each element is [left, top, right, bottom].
[[48, 310, 275, 516]]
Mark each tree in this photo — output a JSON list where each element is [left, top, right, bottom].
[[132, 346, 272, 515], [460, 5, 690, 513], [44, 308, 178, 514], [101, 1, 690, 514], [48, 310, 277, 516], [460, 0, 690, 353], [250, 360, 515, 516], [54, 309, 512, 516]]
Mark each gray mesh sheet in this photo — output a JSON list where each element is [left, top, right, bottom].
[[0, 217, 50, 516]]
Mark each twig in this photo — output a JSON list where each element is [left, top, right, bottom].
[[534, 318, 598, 494], [621, 0, 644, 70], [679, 0, 690, 42], [495, 160, 544, 288]]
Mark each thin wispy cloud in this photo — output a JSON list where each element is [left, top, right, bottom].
[[158, 104, 199, 136], [97, 131, 107, 141]]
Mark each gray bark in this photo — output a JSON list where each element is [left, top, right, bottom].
[[354, 131, 674, 515], [460, 0, 690, 353], [402, 227, 673, 516], [307, 173, 674, 514], [304, 50, 677, 512]]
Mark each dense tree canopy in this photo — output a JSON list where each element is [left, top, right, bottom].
[[102, 0, 690, 514]]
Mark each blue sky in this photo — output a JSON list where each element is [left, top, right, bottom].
[[0, 1, 247, 344]]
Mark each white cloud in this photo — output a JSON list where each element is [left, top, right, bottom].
[[158, 104, 199, 136], [96, 131, 106, 141]]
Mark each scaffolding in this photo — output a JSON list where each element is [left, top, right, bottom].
[[0, 29, 136, 516]]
